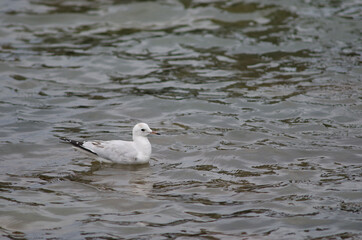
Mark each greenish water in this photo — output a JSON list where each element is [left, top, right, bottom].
[[0, 0, 361, 239]]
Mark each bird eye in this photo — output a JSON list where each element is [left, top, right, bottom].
[[141, 129, 145, 132]]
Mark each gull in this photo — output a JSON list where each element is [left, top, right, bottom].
[[61, 123, 159, 164]]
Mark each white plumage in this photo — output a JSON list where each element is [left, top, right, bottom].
[[62, 123, 159, 164]]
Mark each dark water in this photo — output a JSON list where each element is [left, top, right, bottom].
[[0, 0, 361, 239]]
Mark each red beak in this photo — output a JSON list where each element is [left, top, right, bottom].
[[151, 131, 160, 135]]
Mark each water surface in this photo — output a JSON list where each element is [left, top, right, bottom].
[[0, 0, 361, 239]]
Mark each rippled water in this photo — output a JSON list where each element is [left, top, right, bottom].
[[1, 0, 361, 239]]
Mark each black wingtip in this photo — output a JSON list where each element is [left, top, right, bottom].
[[60, 137, 98, 156], [61, 138, 84, 146], [60, 137, 71, 143]]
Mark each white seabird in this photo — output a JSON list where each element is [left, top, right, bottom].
[[61, 123, 159, 164]]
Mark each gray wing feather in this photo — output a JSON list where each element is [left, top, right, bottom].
[[82, 140, 137, 162]]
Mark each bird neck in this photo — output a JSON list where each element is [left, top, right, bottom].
[[133, 136, 151, 153]]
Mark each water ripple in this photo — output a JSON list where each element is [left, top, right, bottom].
[[0, 0, 361, 239]]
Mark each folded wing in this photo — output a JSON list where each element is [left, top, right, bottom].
[[82, 140, 138, 163]]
